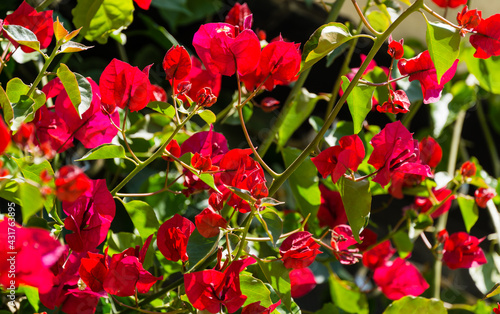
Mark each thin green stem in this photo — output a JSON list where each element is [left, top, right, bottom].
[[259, 0, 346, 157], [421, 4, 461, 30], [351, 0, 382, 36], [36, 0, 56, 11], [110, 108, 198, 196], [401, 100, 422, 128], [27, 43, 60, 98], [0, 42, 12, 75], [269, 0, 424, 197], [234, 210, 255, 261], [432, 109, 466, 299], [122, 109, 142, 164], [476, 100, 500, 177]]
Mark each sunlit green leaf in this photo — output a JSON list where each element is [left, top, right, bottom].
[[123, 200, 160, 239], [329, 271, 368, 314], [341, 76, 376, 134], [426, 21, 460, 84], [257, 259, 292, 311], [458, 196, 479, 233], [462, 47, 500, 95], [2, 25, 41, 52], [383, 296, 447, 314], [240, 274, 273, 308], [76, 144, 127, 161]]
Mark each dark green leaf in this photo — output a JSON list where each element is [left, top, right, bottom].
[[363, 66, 389, 105], [301, 22, 355, 72], [2, 25, 41, 52], [341, 76, 376, 134], [426, 21, 461, 84], [76, 144, 127, 161], [260, 210, 283, 248], [329, 271, 368, 314], [383, 296, 447, 314], [6, 78, 46, 131], [186, 229, 220, 270], [336, 176, 371, 242], [458, 196, 479, 233], [484, 282, 500, 299], [123, 200, 160, 239], [282, 147, 321, 223], [315, 303, 340, 314], [277, 88, 325, 148], [257, 259, 292, 311], [0, 86, 13, 126]]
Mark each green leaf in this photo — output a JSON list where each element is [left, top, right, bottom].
[[277, 88, 325, 148], [260, 210, 283, 248], [198, 109, 216, 125], [341, 76, 376, 134], [0, 86, 13, 126], [367, 11, 390, 33], [17, 286, 39, 311], [59, 41, 94, 53], [363, 66, 389, 105], [462, 47, 500, 95], [20, 183, 44, 224], [457, 196, 479, 233], [73, 0, 134, 44], [57, 64, 92, 118], [123, 200, 160, 238], [179, 152, 220, 193], [393, 229, 413, 259], [240, 274, 273, 308], [315, 303, 340, 314], [186, 229, 220, 270], [336, 176, 371, 242], [329, 271, 368, 314], [2, 25, 41, 52], [484, 282, 500, 299], [301, 22, 355, 72], [76, 144, 127, 161], [425, 21, 461, 85], [13, 157, 55, 212], [5, 78, 46, 131], [257, 260, 292, 311], [383, 296, 447, 314], [147, 101, 176, 118], [282, 147, 321, 223]]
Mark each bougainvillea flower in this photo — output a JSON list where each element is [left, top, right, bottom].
[[3, 1, 53, 53], [157, 214, 195, 262], [457, 6, 482, 36], [79, 251, 108, 292], [193, 23, 261, 77], [376, 89, 411, 114], [242, 300, 281, 314], [260, 97, 280, 112], [437, 229, 449, 243], [475, 187, 496, 208], [0, 220, 66, 293], [373, 258, 429, 300], [196, 87, 218, 107], [150, 84, 167, 102], [290, 267, 316, 298], [431, 0, 466, 8], [225, 2, 253, 31], [356, 228, 378, 252], [470, 15, 500, 59], [362, 240, 396, 270], [184, 257, 256, 313], [368, 121, 433, 188], [195, 207, 227, 238], [100, 58, 153, 112], [419, 136, 442, 169], [55, 165, 92, 203], [317, 184, 348, 229], [312, 134, 365, 183], [12, 123, 34, 149], [50, 77, 120, 149], [177, 56, 222, 102], [162, 139, 181, 162], [103, 237, 162, 297], [414, 187, 454, 218], [217, 149, 268, 213], [63, 179, 115, 252], [442, 232, 487, 269], [388, 35, 404, 59], [0, 118, 10, 155], [133, 0, 151, 10], [280, 231, 321, 269], [398, 50, 458, 104], [163, 46, 192, 81], [40, 250, 104, 314], [331, 225, 362, 265], [460, 161, 477, 178]]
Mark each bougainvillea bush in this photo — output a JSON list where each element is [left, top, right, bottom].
[[1, 0, 500, 313]]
